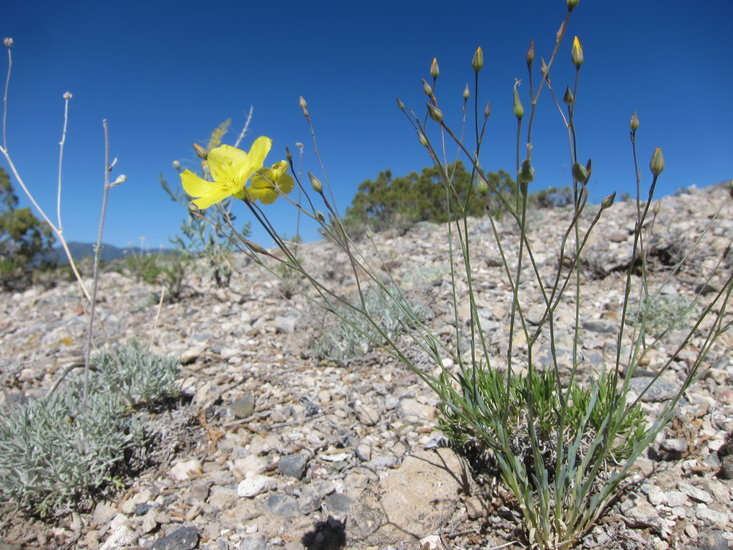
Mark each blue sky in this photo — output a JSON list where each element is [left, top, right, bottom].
[[2, 0, 731, 249]]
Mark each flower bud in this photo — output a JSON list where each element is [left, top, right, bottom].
[[172, 160, 181, 171], [563, 86, 574, 105], [110, 174, 127, 188], [472, 47, 484, 73], [316, 211, 326, 222], [308, 172, 323, 193], [299, 96, 309, 117], [484, 101, 491, 118], [422, 79, 433, 97], [653, 201, 661, 215], [600, 192, 616, 209], [650, 147, 665, 176], [526, 40, 535, 65], [285, 147, 293, 163], [476, 175, 489, 194], [427, 103, 443, 123], [396, 97, 405, 111], [572, 36, 584, 68], [567, 0, 579, 10], [193, 143, 208, 159], [518, 159, 534, 184], [430, 57, 439, 79], [3, 37, 13, 48], [630, 111, 639, 132], [418, 133, 429, 147], [572, 161, 591, 184], [63, 91, 73, 100], [540, 58, 549, 77], [513, 86, 524, 120], [463, 84, 470, 100]]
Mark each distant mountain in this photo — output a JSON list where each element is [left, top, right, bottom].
[[50, 242, 174, 264]]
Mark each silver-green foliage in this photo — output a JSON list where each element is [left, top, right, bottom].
[[0, 343, 179, 517], [315, 285, 430, 362]]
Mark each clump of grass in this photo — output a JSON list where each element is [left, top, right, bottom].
[[0, 343, 179, 517], [314, 285, 430, 363]]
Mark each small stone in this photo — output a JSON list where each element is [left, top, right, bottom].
[[134, 502, 154, 516], [150, 526, 200, 550], [232, 455, 268, 479], [238, 535, 269, 550], [695, 505, 730, 529], [274, 315, 297, 334], [661, 437, 688, 455], [208, 486, 238, 509], [629, 378, 678, 402], [99, 525, 136, 550], [665, 491, 688, 507], [169, 458, 202, 481], [92, 501, 117, 527], [237, 475, 276, 498], [419, 534, 443, 549], [355, 443, 372, 462], [646, 485, 665, 506], [718, 455, 733, 479], [265, 494, 299, 517], [692, 531, 728, 550], [582, 319, 616, 333], [679, 481, 713, 503], [397, 397, 435, 420], [323, 492, 352, 516], [277, 454, 308, 480], [231, 395, 256, 418], [354, 404, 380, 426]]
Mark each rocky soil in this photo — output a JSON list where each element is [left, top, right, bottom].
[[1, 183, 732, 550]]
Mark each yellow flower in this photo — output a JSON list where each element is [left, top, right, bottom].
[[180, 137, 271, 209], [572, 36, 584, 68], [248, 161, 295, 204]]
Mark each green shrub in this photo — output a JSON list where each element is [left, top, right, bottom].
[[0, 343, 179, 517]]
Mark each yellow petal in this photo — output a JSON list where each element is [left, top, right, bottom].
[[191, 188, 234, 209], [206, 144, 251, 185], [180, 170, 213, 197], [247, 137, 273, 168]]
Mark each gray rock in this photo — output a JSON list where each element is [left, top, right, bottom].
[[151, 526, 200, 550], [323, 492, 352, 516], [231, 395, 256, 418], [692, 531, 728, 550], [629, 377, 678, 402], [277, 453, 308, 479], [265, 494, 299, 517], [718, 454, 733, 479], [238, 535, 270, 550]]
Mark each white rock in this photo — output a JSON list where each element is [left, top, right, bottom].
[[169, 458, 202, 481], [237, 474, 276, 498]]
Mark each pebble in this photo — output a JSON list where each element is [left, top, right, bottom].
[[237, 475, 276, 498], [277, 454, 308, 479], [150, 526, 200, 550]]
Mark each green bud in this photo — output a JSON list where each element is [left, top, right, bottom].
[[316, 211, 326, 222], [600, 192, 616, 209], [513, 86, 524, 120], [193, 143, 208, 160], [285, 147, 293, 163], [518, 159, 534, 184], [422, 79, 433, 97], [396, 97, 405, 111], [540, 58, 549, 77], [630, 111, 639, 132], [172, 160, 181, 171], [476, 175, 489, 194], [572, 161, 590, 184], [418, 133, 429, 147], [427, 103, 443, 123], [430, 57, 439, 79], [650, 147, 665, 176], [571, 36, 584, 68], [463, 84, 470, 100], [308, 172, 323, 193], [563, 86, 574, 105], [472, 47, 484, 73], [653, 201, 661, 215], [484, 101, 491, 118], [526, 40, 535, 65], [567, 0, 579, 10]]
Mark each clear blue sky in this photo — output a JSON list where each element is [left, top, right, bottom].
[[2, 0, 731, 249]]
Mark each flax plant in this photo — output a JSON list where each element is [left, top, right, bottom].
[[180, 2, 731, 547]]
